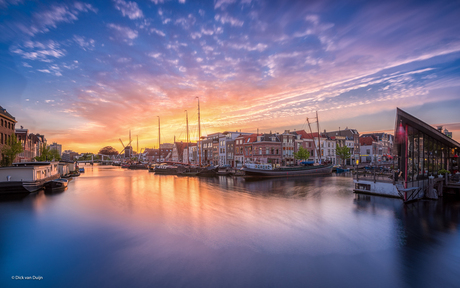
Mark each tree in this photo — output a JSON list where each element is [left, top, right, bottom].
[[336, 144, 351, 166], [98, 146, 119, 156], [1, 133, 24, 166], [35, 144, 51, 161], [294, 147, 311, 163], [49, 148, 61, 161]]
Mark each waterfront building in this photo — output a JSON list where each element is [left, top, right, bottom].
[[216, 131, 250, 167], [201, 137, 213, 165], [361, 132, 394, 162], [49, 142, 62, 156], [182, 143, 197, 164], [15, 127, 34, 162], [293, 130, 316, 163], [234, 134, 252, 167], [325, 128, 360, 163], [62, 150, 79, 162], [359, 136, 377, 163], [29, 133, 46, 158], [247, 133, 282, 165], [225, 139, 235, 167], [280, 130, 295, 166], [395, 108, 460, 187], [0, 106, 17, 164], [354, 108, 460, 200]]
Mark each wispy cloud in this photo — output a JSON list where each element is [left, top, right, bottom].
[[215, 14, 244, 27], [11, 40, 65, 62], [15, 3, 96, 37], [73, 35, 95, 50], [107, 23, 138, 45], [113, 0, 144, 20]]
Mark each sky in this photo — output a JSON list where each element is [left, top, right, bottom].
[[1, 0, 460, 153]]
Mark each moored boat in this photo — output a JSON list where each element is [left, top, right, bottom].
[[44, 178, 68, 193], [216, 165, 233, 176], [242, 163, 333, 177], [154, 163, 180, 175], [0, 162, 61, 194], [127, 163, 148, 170], [336, 167, 350, 173], [197, 166, 218, 177]]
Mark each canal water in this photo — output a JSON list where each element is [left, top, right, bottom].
[[1, 165, 459, 288]]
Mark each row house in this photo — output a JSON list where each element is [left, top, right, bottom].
[[172, 142, 188, 163], [183, 143, 197, 164], [0, 106, 17, 163], [325, 128, 360, 154], [219, 131, 251, 167], [359, 136, 378, 163], [14, 127, 47, 162], [201, 137, 213, 165], [235, 134, 251, 167], [143, 143, 174, 162], [234, 133, 283, 166], [280, 130, 295, 166], [360, 132, 394, 159], [293, 130, 333, 164]]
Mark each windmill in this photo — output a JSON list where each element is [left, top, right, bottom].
[[119, 138, 133, 158]]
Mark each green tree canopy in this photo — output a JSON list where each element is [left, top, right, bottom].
[[294, 147, 311, 162], [336, 144, 351, 166], [1, 133, 24, 166]]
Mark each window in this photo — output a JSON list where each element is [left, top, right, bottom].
[[266, 148, 269, 154], [366, 149, 370, 154]]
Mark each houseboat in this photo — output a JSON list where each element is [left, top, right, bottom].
[[0, 162, 61, 194]]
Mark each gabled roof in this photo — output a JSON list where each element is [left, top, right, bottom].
[[396, 108, 460, 149], [0, 106, 16, 122], [359, 136, 375, 146]]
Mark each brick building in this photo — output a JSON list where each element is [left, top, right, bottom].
[[0, 106, 17, 164]]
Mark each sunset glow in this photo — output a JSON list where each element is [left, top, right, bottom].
[[1, 0, 460, 153]]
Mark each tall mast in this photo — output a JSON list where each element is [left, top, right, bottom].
[[137, 135, 138, 154], [196, 97, 201, 167], [316, 111, 321, 163], [129, 130, 132, 157], [307, 117, 319, 162], [185, 110, 189, 164], [157, 116, 160, 161]]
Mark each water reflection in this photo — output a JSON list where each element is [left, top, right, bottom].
[[1, 165, 459, 288]]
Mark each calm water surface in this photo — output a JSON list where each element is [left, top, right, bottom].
[[1, 165, 459, 288]]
